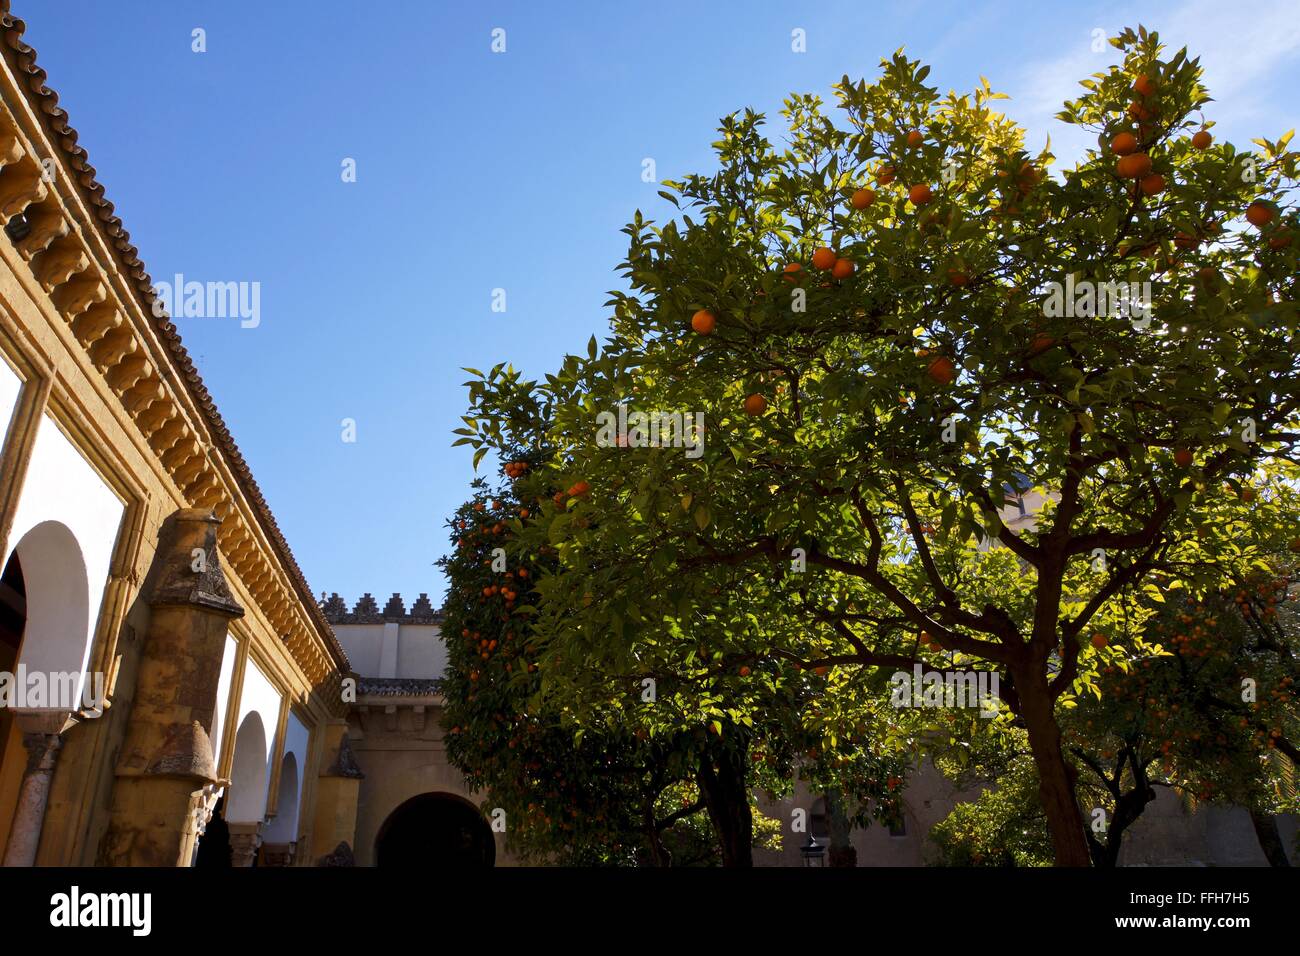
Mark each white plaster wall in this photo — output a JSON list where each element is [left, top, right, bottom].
[[0, 355, 20, 455], [396, 624, 447, 680], [263, 712, 309, 841], [6, 412, 124, 697], [230, 657, 282, 821], [210, 635, 239, 767], [333, 624, 383, 676]]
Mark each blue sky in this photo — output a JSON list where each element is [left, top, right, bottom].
[[27, 0, 1299, 607]]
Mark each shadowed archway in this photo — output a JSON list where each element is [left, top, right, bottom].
[[374, 793, 495, 868]]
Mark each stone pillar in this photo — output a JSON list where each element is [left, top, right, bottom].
[[227, 821, 263, 867], [261, 841, 297, 867], [310, 720, 363, 865], [97, 509, 244, 867], [1, 712, 70, 867]]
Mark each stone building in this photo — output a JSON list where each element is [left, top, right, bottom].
[[0, 2, 356, 867], [321, 592, 508, 866]]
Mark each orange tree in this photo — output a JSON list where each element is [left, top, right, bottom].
[[459, 27, 1300, 865], [444, 423, 844, 865], [439, 470, 722, 864]]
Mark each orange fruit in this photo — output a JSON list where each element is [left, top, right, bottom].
[[1132, 73, 1156, 98], [811, 246, 837, 270], [1191, 129, 1212, 150], [926, 356, 957, 385], [744, 393, 767, 416], [1028, 333, 1055, 356], [691, 309, 716, 335], [1140, 173, 1165, 196], [876, 165, 896, 185], [1110, 132, 1138, 155], [568, 479, 591, 498], [1116, 153, 1152, 178], [783, 262, 802, 281], [905, 129, 924, 148], [851, 187, 875, 209], [831, 257, 854, 279], [738, 665, 751, 677], [1269, 230, 1293, 249], [1173, 448, 1194, 468], [946, 268, 969, 287], [1246, 202, 1274, 227], [1127, 102, 1155, 121], [1241, 487, 1256, 503], [814, 666, 829, 676], [1090, 633, 1108, 649], [908, 183, 933, 205], [1288, 538, 1300, 553]]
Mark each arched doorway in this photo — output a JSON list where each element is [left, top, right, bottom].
[[0, 551, 27, 853], [225, 712, 269, 823], [374, 793, 495, 868]]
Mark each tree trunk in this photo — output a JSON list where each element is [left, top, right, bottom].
[[696, 740, 753, 867], [1017, 670, 1092, 866], [1089, 785, 1155, 867], [1249, 808, 1291, 867], [825, 790, 857, 867]]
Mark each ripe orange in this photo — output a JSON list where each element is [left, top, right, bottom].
[[926, 356, 957, 385], [1245, 202, 1274, 227], [811, 246, 837, 270], [908, 183, 933, 205], [739, 665, 751, 677], [568, 479, 591, 498], [1090, 633, 1108, 649], [1191, 129, 1212, 150], [1173, 448, 1194, 468], [744, 393, 767, 416], [1127, 102, 1155, 121], [691, 309, 716, 335], [1241, 487, 1256, 503], [851, 187, 875, 209], [1269, 229, 1293, 249], [831, 257, 854, 279], [1140, 173, 1165, 196], [1110, 132, 1138, 155], [906, 129, 924, 148], [1288, 538, 1300, 554], [1116, 153, 1152, 179], [783, 262, 803, 281], [876, 165, 896, 185], [814, 666, 829, 676], [1132, 73, 1157, 98], [946, 268, 969, 287], [1028, 332, 1055, 356]]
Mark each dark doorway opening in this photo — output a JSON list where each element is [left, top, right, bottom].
[[194, 794, 232, 868], [375, 793, 495, 868]]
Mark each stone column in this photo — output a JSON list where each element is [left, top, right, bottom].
[[309, 720, 363, 865], [227, 821, 263, 867], [97, 509, 244, 866], [1, 712, 70, 867], [261, 841, 297, 867]]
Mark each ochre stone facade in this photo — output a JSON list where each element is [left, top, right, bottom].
[[0, 2, 356, 867]]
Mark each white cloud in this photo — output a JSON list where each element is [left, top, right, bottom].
[[1001, 0, 1300, 164]]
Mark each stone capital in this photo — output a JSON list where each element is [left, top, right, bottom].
[[148, 508, 244, 618]]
